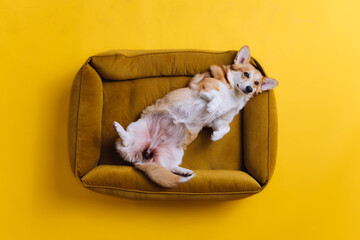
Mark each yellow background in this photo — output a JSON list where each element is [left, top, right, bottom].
[[1, 0, 359, 239]]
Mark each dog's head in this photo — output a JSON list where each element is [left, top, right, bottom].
[[227, 45, 278, 97]]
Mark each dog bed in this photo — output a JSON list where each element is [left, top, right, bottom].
[[68, 49, 277, 200]]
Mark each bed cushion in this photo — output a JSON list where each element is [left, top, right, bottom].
[[68, 49, 277, 200]]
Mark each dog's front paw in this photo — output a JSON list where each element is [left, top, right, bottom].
[[211, 127, 230, 141], [206, 96, 221, 113], [207, 100, 219, 113], [211, 131, 223, 141], [200, 90, 217, 101]]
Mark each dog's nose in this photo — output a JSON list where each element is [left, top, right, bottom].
[[245, 86, 253, 93]]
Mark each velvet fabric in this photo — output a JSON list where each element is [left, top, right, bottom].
[[68, 50, 278, 200]]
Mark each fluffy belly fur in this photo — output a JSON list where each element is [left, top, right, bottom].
[[115, 87, 214, 167]]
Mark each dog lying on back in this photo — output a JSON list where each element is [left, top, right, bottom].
[[113, 46, 278, 188]]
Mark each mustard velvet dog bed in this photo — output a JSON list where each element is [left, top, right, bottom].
[[68, 50, 277, 200]]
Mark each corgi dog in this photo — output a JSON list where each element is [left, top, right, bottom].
[[113, 45, 278, 188], [189, 45, 278, 141]]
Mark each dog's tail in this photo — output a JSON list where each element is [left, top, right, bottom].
[[134, 163, 194, 188]]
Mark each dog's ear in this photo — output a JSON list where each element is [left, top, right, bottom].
[[234, 45, 251, 64], [261, 77, 278, 91], [210, 65, 225, 80]]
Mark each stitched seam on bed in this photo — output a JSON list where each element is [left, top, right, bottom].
[[100, 75, 194, 82], [74, 66, 84, 177], [91, 50, 234, 59], [91, 57, 259, 82], [98, 59, 259, 81], [83, 184, 260, 195]]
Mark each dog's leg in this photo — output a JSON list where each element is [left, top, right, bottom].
[[211, 125, 230, 141], [206, 94, 222, 113], [156, 146, 193, 177], [199, 90, 221, 113], [199, 89, 218, 101], [209, 111, 235, 141], [113, 121, 129, 146], [171, 166, 194, 177]]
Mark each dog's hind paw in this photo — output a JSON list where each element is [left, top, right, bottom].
[[172, 167, 194, 177], [180, 171, 193, 177], [179, 174, 195, 183], [113, 121, 120, 132]]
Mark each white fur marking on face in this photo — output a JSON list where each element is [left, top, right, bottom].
[[228, 70, 250, 95]]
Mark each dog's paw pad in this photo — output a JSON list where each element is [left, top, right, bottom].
[[182, 172, 193, 177], [172, 169, 193, 177]]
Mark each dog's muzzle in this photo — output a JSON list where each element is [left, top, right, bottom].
[[242, 86, 253, 94]]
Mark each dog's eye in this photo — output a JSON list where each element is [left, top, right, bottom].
[[254, 81, 259, 85], [244, 72, 249, 78]]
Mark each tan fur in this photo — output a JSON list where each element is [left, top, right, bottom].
[[188, 65, 233, 93], [210, 65, 232, 88], [134, 163, 182, 188], [182, 129, 199, 149], [188, 72, 211, 90], [190, 61, 265, 96], [197, 78, 220, 91]]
